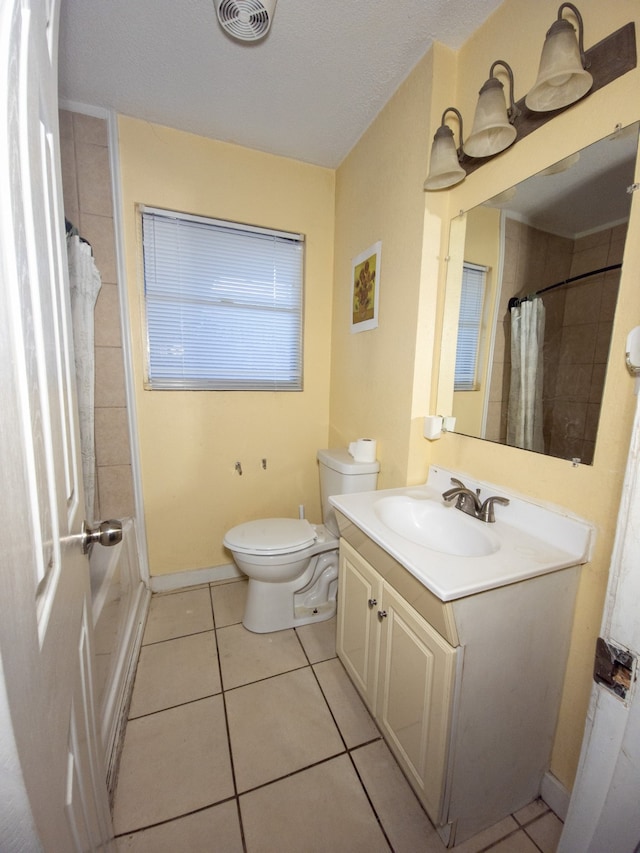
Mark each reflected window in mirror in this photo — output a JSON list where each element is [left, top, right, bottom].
[[447, 122, 639, 464], [454, 263, 488, 392]]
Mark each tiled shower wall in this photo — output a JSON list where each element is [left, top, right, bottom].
[[59, 109, 135, 520], [543, 224, 624, 464], [486, 218, 625, 463]]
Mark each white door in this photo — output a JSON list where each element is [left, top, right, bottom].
[[0, 0, 114, 849], [559, 387, 640, 852]]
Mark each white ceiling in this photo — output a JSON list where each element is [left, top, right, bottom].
[[57, 0, 504, 168]]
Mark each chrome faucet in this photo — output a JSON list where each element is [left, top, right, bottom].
[[442, 478, 483, 517], [442, 477, 509, 523]]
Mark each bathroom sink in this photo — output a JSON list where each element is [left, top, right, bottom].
[[329, 466, 593, 601], [374, 495, 499, 557]]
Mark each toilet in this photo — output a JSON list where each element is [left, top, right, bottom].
[[223, 448, 380, 633]]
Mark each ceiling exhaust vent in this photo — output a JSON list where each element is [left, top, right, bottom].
[[214, 0, 277, 42]]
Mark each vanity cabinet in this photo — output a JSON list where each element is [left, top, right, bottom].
[[337, 539, 382, 709], [336, 527, 581, 847], [337, 539, 458, 821]]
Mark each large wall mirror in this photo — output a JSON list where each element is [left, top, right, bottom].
[[443, 122, 639, 465]]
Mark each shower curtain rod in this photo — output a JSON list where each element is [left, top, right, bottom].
[[508, 263, 622, 311]]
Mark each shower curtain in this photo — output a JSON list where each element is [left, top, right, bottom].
[[67, 233, 102, 520], [507, 297, 545, 453]]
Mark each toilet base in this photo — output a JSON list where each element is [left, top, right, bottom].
[[243, 594, 336, 634], [242, 550, 338, 633], [294, 598, 335, 622]]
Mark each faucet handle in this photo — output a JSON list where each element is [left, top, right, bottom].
[[479, 495, 510, 523]]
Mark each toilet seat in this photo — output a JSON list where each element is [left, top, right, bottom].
[[223, 518, 317, 556]]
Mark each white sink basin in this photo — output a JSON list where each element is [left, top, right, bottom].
[[374, 495, 499, 557], [329, 466, 593, 601]]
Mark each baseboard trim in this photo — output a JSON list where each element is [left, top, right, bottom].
[[541, 771, 571, 821], [105, 588, 149, 804], [149, 563, 242, 593]]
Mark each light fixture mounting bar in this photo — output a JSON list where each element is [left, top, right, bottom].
[[461, 21, 636, 177]]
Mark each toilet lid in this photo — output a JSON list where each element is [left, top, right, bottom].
[[224, 518, 317, 556]]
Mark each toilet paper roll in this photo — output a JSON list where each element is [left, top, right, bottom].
[[348, 438, 377, 463]]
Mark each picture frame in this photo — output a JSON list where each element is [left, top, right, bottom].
[[350, 241, 381, 333]]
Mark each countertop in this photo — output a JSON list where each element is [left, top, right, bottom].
[[329, 465, 593, 602]]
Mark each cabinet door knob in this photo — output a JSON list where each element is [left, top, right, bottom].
[[368, 598, 377, 608], [377, 609, 388, 620]]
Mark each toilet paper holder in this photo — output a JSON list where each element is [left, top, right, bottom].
[[423, 415, 456, 441]]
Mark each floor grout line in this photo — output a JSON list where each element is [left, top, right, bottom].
[[301, 636, 395, 850], [139, 626, 215, 648], [113, 796, 238, 840], [210, 584, 249, 853], [220, 661, 311, 693], [127, 691, 222, 721]]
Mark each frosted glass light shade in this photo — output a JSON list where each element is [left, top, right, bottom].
[[464, 78, 517, 158], [526, 18, 593, 111], [424, 125, 465, 190]]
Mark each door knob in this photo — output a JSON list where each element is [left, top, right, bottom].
[[368, 598, 377, 608], [377, 609, 388, 620], [81, 519, 123, 554]]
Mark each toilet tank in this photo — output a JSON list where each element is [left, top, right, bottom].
[[317, 448, 379, 537]]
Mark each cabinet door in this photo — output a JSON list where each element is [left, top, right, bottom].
[[377, 582, 458, 822], [337, 540, 382, 712]]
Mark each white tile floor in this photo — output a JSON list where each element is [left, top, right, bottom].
[[113, 580, 564, 853]]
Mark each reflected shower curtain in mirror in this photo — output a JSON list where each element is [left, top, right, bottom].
[[67, 234, 102, 520], [507, 298, 545, 452]]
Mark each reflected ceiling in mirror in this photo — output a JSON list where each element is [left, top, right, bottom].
[[450, 122, 639, 464]]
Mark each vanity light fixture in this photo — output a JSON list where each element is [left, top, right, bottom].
[[424, 108, 466, 191], [525, 2, 593, 112], [464, 60, 520, 159], [423, 12, 635, 190]]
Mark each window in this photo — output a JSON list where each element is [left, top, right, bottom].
[[141, 206, 304, 390], [454, 262, 488, 391]]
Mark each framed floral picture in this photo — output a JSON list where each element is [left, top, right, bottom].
[[350, 241, 381, 333]]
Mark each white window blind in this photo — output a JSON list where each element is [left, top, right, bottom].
[[141, 206, 304, 390], [454, 262, 488, 391]]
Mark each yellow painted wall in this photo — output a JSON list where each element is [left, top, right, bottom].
[[333, 0, 640, 791], [331, 44, 457, 488], [117, 118, 335, 575]]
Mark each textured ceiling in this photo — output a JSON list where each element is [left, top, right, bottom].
[[57, 0, 504, 168]]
